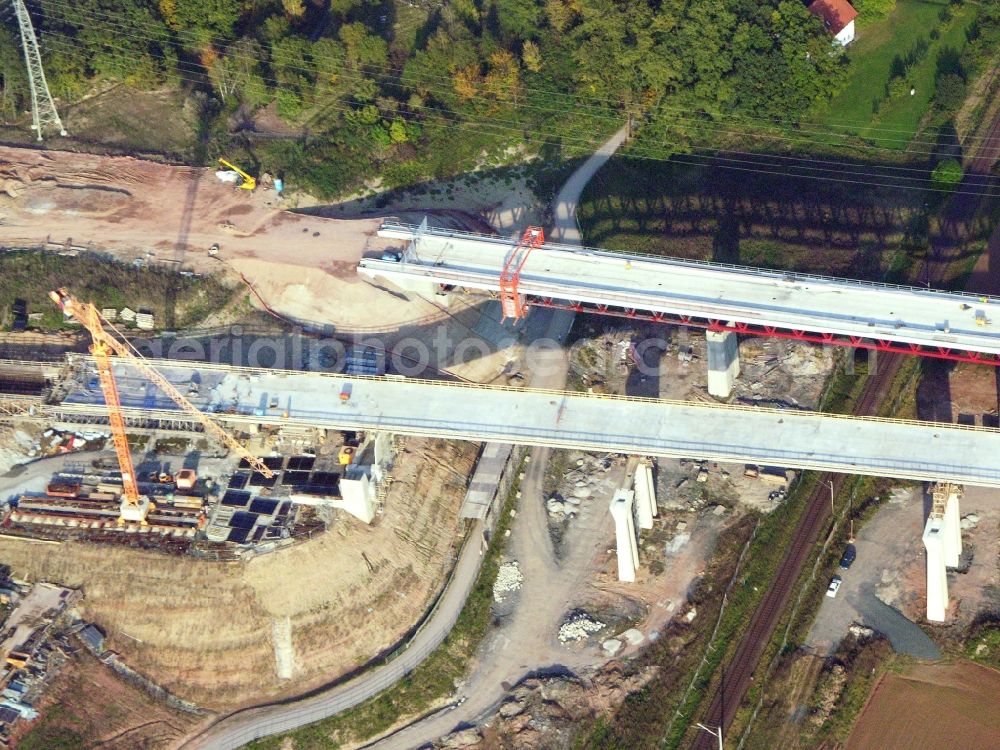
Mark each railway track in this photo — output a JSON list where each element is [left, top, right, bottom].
[[691, 351, 902, 749], [691, 102, 1000, 748]]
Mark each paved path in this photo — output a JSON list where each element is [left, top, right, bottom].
[[551, 125, 629, 244], [361, 125, 629, 750], [852, 586, 941, 659], [179, 517, 487, 750], [181, 125, 629, 750]]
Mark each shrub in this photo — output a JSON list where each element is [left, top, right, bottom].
[[931, 158, 964, 191], [934, 73, 967, 111], [855, 0, 896, 21]]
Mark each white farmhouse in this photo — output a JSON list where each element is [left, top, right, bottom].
[[808, 0, 859, 47]]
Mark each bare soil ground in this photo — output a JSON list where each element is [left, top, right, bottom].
[[0, 145, 457, 334], [16, 648, 199, 750], [917, 360, 999, 426], [0, 438, 473, 711], [845, 661, 1000, 750], [0, 146, 514, 377]]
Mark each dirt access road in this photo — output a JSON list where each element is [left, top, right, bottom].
[[180, 126, 628, 750], [359, 127, 629, 750], [0, 146, 447, 332]]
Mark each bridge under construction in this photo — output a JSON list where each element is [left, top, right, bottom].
[[4, 356, 1000, 488], [362, 221, 1000, 365]]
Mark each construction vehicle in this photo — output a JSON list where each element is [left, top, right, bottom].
[[217, 157, 256, 191], [49, 289, 274, 525], [175, 468, 197, 490]]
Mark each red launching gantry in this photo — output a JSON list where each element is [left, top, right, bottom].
[[499, 226, 544, 321]]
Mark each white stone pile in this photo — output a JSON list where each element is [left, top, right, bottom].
[[557, 612, 605, 643], [493, 561, 524, 603]]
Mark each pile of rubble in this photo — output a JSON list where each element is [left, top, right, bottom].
[[547, 454, 616, 523], [435, 663, 660, 749], [34, 429, 108, 458], [732, 339, 833, 410], [569, 333, 634, 395], [960, 513, 980, 530], [557, 612, 605, 643], [493, 561, 524, 603]]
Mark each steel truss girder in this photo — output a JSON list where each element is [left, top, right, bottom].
[[529, 297, 1000, 367]]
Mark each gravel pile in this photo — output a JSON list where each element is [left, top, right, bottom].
[[557, 613, 605, 643], [493, 561, 524, 603]]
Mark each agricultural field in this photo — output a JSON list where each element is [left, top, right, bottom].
[[845, 661, 1000, 750], [576, 157, 926, 282]]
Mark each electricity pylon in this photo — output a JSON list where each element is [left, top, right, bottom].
[[10, 0, 66, 140]]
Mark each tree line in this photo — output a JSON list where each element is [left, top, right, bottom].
[[0, 0, 917, 197]]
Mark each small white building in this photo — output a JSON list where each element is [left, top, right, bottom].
[[808, 0, 859, 47]]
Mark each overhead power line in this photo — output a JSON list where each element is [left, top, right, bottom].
[[34, 24, 997, 182], [28, 0, 1000, 149], [38, 34, 1000, 200], [11, 0, 66, 139]]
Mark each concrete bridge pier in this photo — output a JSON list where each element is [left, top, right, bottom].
[[923, 482, 963, 622], [706, 328, 740, 398], [633, 460, 657, 530], [610, 489, 639, 583]]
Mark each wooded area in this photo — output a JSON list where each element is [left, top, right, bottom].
[[0, 0, 996, 197], [0, 0, 846, 194]]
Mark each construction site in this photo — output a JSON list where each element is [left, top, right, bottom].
[[0, 101, 996, 750], [0, 0, 996, 742]]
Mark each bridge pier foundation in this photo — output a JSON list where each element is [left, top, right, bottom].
[[706, 328, 740, 398], [845, 347, 855, 375]]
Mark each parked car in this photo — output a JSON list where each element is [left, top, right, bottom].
[[826, 575, 843, 598], [839, 543, 857, 570]]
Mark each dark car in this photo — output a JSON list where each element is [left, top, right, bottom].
[[839, 543, 857, 570]]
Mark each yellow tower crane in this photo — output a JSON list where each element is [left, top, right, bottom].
[[49, 289, 275, 525], [218, 157, 257, 191]]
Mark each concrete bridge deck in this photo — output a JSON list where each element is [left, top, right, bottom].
[[50, 357, 1000, 488], [362, 222, 1000, 357]]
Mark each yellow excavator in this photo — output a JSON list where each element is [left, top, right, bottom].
[[218, 157, 256, 191]]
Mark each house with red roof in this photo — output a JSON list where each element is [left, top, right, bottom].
[[808, 0, 859, 46]]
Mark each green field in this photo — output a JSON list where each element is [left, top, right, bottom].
[[816, 0, 977, 149], [0, 250, 235, 330]]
